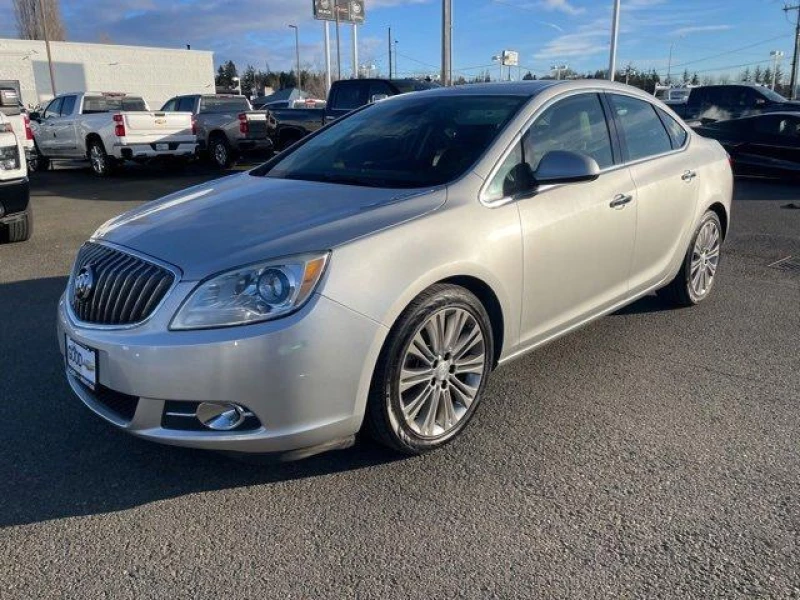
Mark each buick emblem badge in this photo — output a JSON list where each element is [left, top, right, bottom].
[[74, 266, 95, 301]]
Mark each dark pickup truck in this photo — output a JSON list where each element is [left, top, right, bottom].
[[268, 78, 438, 150], [674, 84, 800, 124]]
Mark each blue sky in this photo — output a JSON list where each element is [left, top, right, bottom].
[[0, 0, 796, 81]]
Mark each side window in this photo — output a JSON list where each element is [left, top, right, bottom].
[[754, 115, 800, 137], [161, 98, 177, 111], [656, 108, 688, 149], [331, 82, 365, 110], [59, 95, 76, 116], [367, 81, 393, 102], [609, 94, 672, 161], [524, 93, 614, 171], [43, 97, 63, 119], [484, 142, 524, 202], [177, 97, 195, 112]]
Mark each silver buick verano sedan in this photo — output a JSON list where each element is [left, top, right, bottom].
[[58, 81, 732, 458]]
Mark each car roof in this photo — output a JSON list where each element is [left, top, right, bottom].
[[398, 79, 657, 99]]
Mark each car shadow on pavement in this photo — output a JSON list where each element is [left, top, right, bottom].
[[0, 276, 404, 528], [611, 293, 677, 316]]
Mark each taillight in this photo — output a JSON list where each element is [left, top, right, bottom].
[[191, 116, 197, 135], [113, 113, 126, 137], [23, 114, 33, 140], [238, 113, 249, 135]]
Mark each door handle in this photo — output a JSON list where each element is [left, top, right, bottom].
[[682, 170, 697, 182], [609, 193, 633, 209]]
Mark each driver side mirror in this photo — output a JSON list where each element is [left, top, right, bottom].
[[29, 111, 41, 122], [533, 150, 601, 185], [755, 98, 767, 106], [370, 94, 389, 103]]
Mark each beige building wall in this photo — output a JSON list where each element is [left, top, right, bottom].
[[0, 38, 214, 109]]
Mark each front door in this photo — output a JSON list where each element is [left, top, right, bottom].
[[512, 92, 637, 346], [51, 94, 79, 157]]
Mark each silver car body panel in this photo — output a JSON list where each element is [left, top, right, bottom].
[[60, 80, 733, 454]]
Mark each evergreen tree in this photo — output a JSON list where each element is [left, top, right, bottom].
[[691, 72, 699, 85], [522, 71, 534, 80], [763, 67, 773, 88], [740, 67, 751, 82], [682, 68, 690, 84], [753, 65, 763, 84]]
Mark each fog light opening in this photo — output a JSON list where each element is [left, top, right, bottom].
[[196, 402, 246, 431]]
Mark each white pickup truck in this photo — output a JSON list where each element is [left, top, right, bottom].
[[0, 87, 35, 171], [30, 92, 197, 176], [0, 112, 31, 243]]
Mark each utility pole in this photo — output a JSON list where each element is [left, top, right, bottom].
[[442, 0, 452, 86], [784, 4, 800, 99], [324, 22, 332, 93], [34, 0, 56, 96], [394, 40, 399, 77], [288, 25, 301, 90], [608, 0, 621, 81], [352, 24, 359, 79], [388, 27, 393, 78], [666, 42, 674, 85]]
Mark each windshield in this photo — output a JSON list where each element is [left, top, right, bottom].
[[259, 94, 527, 189], [200, 96, 251, 113], [83, 96, 147, 113]]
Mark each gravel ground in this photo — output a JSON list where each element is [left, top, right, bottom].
[[1, 164, 798, 599]]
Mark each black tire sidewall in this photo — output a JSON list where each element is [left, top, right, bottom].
[[376, 286, 494, 453]]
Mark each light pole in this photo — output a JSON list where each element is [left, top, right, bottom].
[[770, 50, 785, 91], [32, 0, 56, 96], [608, 0, 621, 81], [441, 0, 452, 86], [666, 42, 674, 85], [288, 25, 301, 90], [394, 39, 399, 77]]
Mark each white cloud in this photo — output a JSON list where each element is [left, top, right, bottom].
[[538, 0, 585, 15], [670, 24, 732, 37]]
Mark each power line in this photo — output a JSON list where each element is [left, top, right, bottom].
[[665, 33, 792, 70]]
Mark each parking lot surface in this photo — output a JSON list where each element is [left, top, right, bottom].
[[1, 163, 798, 599]]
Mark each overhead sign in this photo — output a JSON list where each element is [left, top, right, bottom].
[[313, 0, 366, 24], [501, 50, 519, 67]]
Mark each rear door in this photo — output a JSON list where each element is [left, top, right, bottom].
[[607, 93, 699, 294]]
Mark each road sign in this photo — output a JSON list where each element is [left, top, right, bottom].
[[501, 50, 519, 67], [313, 0, 365, 24]]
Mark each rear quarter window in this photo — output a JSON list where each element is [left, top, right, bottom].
[[656, 108, 688, 149], [609, 94, 673, 162]]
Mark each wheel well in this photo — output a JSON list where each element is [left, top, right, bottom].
[[439, 276, 504, 367], [279, 128, 303, 148], [708, 202, 728, 239], [85, 133, 103, 152], [209, 130, 227, 144]]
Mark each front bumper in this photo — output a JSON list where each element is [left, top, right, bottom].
[[113, 143, 197, 161], [0, 177, 30, 219], [57, 286, 387, 454]]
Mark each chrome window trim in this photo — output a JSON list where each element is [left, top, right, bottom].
[[65, 239, 183, 331], [479, 88, 692, 208]]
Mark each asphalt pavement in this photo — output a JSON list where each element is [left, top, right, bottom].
[[1, 163, 798, 599]]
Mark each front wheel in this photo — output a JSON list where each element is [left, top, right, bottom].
[[209, 135, 233, 168], [365, 284, 494, 455], [1, 210, 33, 243], [658, 210, 723, 307]]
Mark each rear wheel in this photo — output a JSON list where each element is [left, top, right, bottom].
[[27, 144, 49, 173], [209, 135, 233, 168], [1, 210, 32, 243], [658, 210, 723, 307], [88, 139, 115, 177], [365, 284, 494, 454]]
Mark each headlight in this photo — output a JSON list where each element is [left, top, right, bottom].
[[170, 252, 329, 330], [0, 145, 19, 170]]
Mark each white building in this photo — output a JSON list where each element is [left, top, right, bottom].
[[0, 38, 214, 109]]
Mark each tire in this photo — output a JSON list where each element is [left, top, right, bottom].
[[658, 210, 723, 307], [87, 139, 115, 177], [27, 144, 49, 173], [365, 284, 494, 455], [209, 135, 233, 168], [2, 210, 32, 243]]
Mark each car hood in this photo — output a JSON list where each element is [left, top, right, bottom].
[[93, 172, 446, 280]]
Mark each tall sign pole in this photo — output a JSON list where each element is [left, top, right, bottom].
[[334, 0, 342, 80], [352, 24, 359, 78], [608, 0, 621, 81], [324, 22, 332, 93], [441, 0, 452, 86], [34, 0, 56, 96]]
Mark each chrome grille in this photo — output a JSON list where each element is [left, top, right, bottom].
[[70, 243, 176, 326]]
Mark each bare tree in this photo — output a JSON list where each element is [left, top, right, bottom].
[[13, 0, 66, 42]]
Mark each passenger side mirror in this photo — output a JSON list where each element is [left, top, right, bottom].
[[533, 150, 601, 185], [29, 111, 41, 122], [755, 98, 767, 106], [370, 94, 389, 103]]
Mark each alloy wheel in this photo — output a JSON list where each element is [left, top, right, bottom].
[[89, 145, 106, 175], [397, 307, 486, 438], [690, 219, 721, 298]]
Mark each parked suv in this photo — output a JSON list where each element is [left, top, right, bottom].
[[0, 112, 31, 243], [675, 84, 800, 124], [160, 94, 273, 168]]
